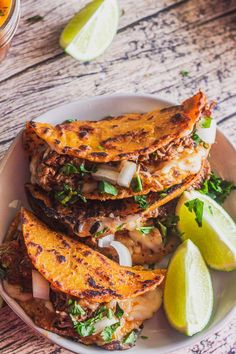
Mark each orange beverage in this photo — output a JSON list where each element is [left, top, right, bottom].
[[0, 0, 20, 62]]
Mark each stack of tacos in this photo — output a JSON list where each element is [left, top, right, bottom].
[[0, 92, 215, 349], [23, 91, 212, 265]]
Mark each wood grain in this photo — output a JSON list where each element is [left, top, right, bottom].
[[0, 0, 235, 353]]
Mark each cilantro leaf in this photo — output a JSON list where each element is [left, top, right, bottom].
[[185, 198, 204, 227], [131, 175, 143, 192], [61, 162, 96, 176], [137, 226, 154, 235], [192, 132, 202, 145], [123, 330, 138, 345], [98, 181, 118, 196], [64, 119, 76, 123], [134, 195, 149, 209], [198, 172, 235, 204], [180, 70, 189, 77], [68, 300, 86, 316], [155, 214, 180, 245], [141, 335, 148, 339], [201, 116, 212, 128], [115, 303, 124, 319], [101, 322, 120, 343], [116, 223, 126, 231], [55, 184, 86, 205], [74, 322, 95, 337]]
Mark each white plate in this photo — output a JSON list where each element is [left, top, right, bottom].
[[0, 94, 235, 354]]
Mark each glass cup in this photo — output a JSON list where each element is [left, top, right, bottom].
[[0, 0, 20, 62]]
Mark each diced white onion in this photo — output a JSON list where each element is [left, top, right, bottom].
[[117, 161, 137, 188], [92, 168, 119, 185], [3, 280, 33, 302], [32, 270, 50, 301], [82, 182, 97, 193], [195, 118, 216, 144], [98, 236, 132, 267], [110, 241, 132, 267], [98, 234, 115, 247], [93, 317, 118, 334]]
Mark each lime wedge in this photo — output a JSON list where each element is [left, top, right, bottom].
[[164, 239, 213, 336], [176, 191, 236, 271], [60, 0, 119, 61]]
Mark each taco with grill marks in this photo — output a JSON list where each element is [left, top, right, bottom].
[[0, 209, 165, 350], [23, 92, 215, 201]]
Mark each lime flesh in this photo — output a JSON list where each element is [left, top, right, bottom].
[[60, 0, 119, 61], [164, 239, 213, 336], [176, 191, 236, 271]]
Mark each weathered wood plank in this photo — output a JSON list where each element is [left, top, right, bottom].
[[0, 0, 184, 82], [0, 306, 235, 354], [0, 0, 235, 160]]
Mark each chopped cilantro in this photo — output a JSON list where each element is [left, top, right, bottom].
[[107, 308, 114, 320], [98, 181, 118, 196], [123, 330, 137, 345], [180, 70, 189, 77], [201, 116, 212, 128], [137, 226, 154, 235], [185, 198, 204, 227], [61, 163, 79, 175], [26, 15, 44, 24], [115, 303, 124, 319], [134, 195, 149, 209], [72, 305, 112, 337], [94, 227, 109, 238], [97, 145, 105, 151], [141, 335, 148, 340], [68, 300, 86, 316], [116, 223, 126, 231], [199, 172, 235, 204], [101, 322, 120, 343], [54, 184, 86, 205], [131, 175, 143, 192], [64, 119, 76, 123], [61, 162, 96, 176], [74, 321, 95, 337], [155, 214, 180, 245], [192, 132, 202, 145]]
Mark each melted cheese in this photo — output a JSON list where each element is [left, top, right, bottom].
[[160, 146, 208, 175], [129, 228, 163, 252]]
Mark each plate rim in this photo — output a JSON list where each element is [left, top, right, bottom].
[[0, 92, 235, 354]]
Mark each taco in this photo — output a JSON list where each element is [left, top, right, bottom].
[[0, 209, 165, 350], [25, 160, 210, 264], [23, 92, 213, 201]]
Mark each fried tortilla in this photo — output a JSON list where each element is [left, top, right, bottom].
[[23, 92, 211, 201], [22, 209, 165, 303], [24, 92, 206, 162]]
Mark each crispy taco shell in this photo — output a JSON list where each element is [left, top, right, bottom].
[[22, 209, 165, 303], [24, 92, 207, 163]]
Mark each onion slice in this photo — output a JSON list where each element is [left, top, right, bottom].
[[32, 270, 50, 301], [195, 118, 216, 144], [94, 317, 118, 334], [92, 168, 119, 185], [117, 161, 137, 188], [98, 234, 115, 247], [110, 241, 132, 267], [98, 236, 132, 267]]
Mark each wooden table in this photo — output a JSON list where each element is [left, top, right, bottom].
[[0, 0, 235, 353]]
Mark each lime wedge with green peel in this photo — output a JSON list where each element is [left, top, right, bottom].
[[176, 190, 236, 271], [164, 239, 213, 336], [60, 0, 119, 61]]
